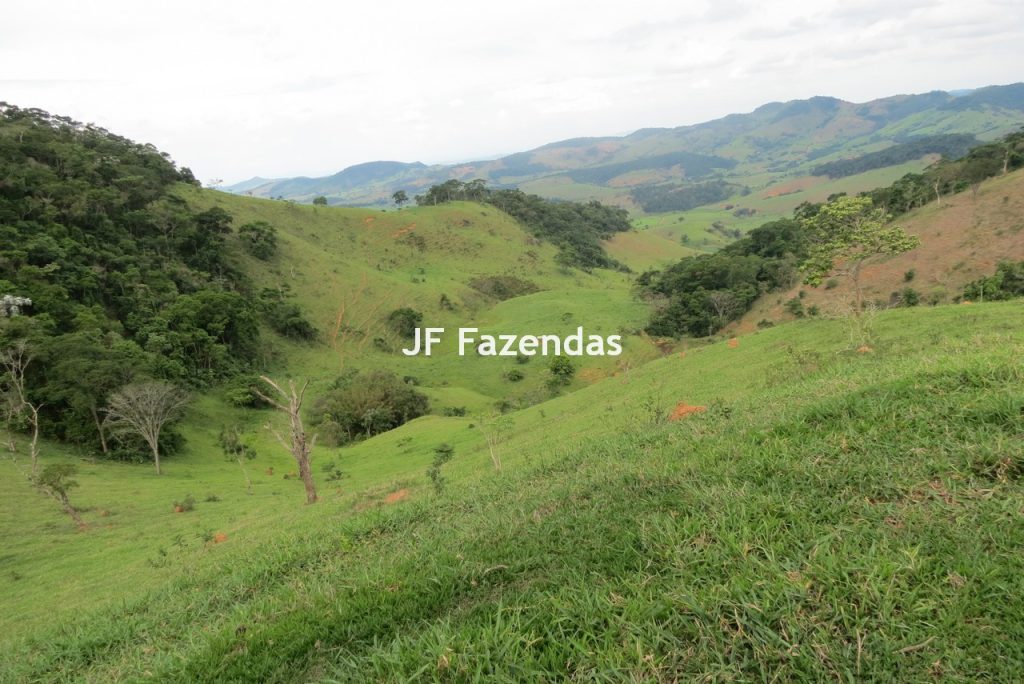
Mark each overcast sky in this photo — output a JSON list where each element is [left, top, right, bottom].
[[3, 0, 1021, 184]]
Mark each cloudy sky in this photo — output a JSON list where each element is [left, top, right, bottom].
[[3, 0, 1021, 184]]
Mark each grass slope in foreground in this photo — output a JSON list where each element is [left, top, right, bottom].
[[3, 301, 1023, 681]]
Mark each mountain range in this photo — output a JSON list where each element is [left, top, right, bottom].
[[225, 83, 1024, 209]]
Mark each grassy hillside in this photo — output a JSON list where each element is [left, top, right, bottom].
[[739, 168, 1024, 330], [179, 188, 658, 409], [2, 302, 1022, 680]]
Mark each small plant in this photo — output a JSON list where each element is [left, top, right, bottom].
[[442, 406, 467, 417], [784, 297, 805, 318], [426, 444, 455, 494], [204, 493, 221, 503], [904, 269, 916, 282], [503, 369, 525, 382], [515, 353, 530, 365], [321, 461, 346, 482], [824, 278, 839, 290], [173, 495, 195, 513], [899, 287, 920, 307], [219, 425, 257, 494]]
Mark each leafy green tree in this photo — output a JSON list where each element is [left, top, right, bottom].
[[548, 355, 577, 386], [238, 221, 278, 259], [799, 196, 920, 313], [309, 370, 428, 444], [386, 307, 422, 339], [392, 190, 409, 207], [35, 463, 84, 527], [312, 196, 328, 206]]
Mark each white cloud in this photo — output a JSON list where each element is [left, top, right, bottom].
[[2, 0, 1019, 183]]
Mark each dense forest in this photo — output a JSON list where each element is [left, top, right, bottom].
[[415, 179, 632, 269], [0, 104, 312, 457], [811, 134, 977, 178], [630, 179, 743, 213]]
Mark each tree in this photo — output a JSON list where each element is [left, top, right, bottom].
[[386, 307, 423, 339], [219, 425, 257, 494], [238, 221, 278, 259], [254, 376, 318, 504], [480, 414, 513, 471], [392, 190, 409, 207], [1, 341, 42, 476], [103, 382, 189, 474], [312, 195, 328, 206], [799, 196, 920, 314], [35, 463, 84, 527], [548, 354, 577, 387]]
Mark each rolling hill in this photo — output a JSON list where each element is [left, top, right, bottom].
[[226, 83, 1024, 214], [4, 96, 1024, 682]]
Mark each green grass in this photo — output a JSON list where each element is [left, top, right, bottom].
[[3, 302, 1023, 680]]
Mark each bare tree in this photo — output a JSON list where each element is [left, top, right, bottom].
[[706, 291, 740, 335], [104, 382, 189, 475], [1, 341, 42, 475], [254, 376, 318, 504], [479, 414, 514, 471]]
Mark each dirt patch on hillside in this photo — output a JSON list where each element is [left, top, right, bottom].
[[384, 488, 410, 504], [736, 169, 1024, 332]]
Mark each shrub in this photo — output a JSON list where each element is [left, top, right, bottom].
[[238, 221, 278, 259], [824, 278, 839, 290], [468, 275, 539, 300], [426, 444, 454, 494], [899, 287, 920, 307], [904, 269, 916, 282], [387, 307, 422, 339], [784, 297, 805, 318], [504, 369, 525, 382], [309, 370, 429, 445], [442, 406, 467, 417], [173, 495, 196, 512]]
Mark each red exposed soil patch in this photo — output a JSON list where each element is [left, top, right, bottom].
[[735, 170, 1024, 333], [727, 337, 739, 348], [384, 488, 410, 504], [363, 216, 376, 225], [213, 532, 228, 544], [391, 223, 417, 239], [669, 403, 707, 421]]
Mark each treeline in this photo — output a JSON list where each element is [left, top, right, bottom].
[[637, 128, 1024, 339], [638, 218, 808, 337], [866, 129, 1024, 214], [415, 179, 631, 269], [630, 180, 743, 213], [566, 150, 736, 185], [811, 134, 977, 178], [0, 104, 313, 456]]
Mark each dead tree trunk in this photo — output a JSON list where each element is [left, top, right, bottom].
[[255, 376, 318, 504]]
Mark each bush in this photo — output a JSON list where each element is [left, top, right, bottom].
[[309, 370, 429, 445], [173, 495, 195, 512], [548, 355, 576, 386], [904, 269, 916, 282], [504, 369, 525, 382], [784, 297, 805, 318], [468, 276, 539, 300], [442, 406, 467, 417], [387, 307, 422, 339], [238, 221, 278, 259]]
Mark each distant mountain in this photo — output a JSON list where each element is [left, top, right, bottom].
[[226, 160, 428, 201], [225, 83, 1024, 209]]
